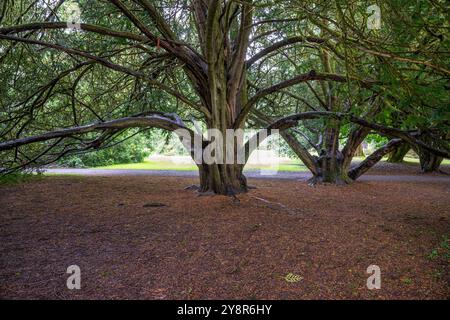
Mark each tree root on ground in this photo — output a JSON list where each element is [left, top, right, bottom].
[[251, 195, 297, 213], [184, 184, 200, 191]]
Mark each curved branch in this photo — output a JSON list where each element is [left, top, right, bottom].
[[109, 0, 205, 71], [133, 0, 177, 40], [348, 139, 404, 180], [346, 117, 450, 158], [0, 34, 210, 117], [246, 111, 450, 159], [246, 36, 325, 66], [0, 22, 148, 42], [235, 71, 377, 128], [0, 115, 195, 152]]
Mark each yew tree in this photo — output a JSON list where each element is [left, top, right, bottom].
[[0, 0, 449, 194], [251, 0, 450, 183]]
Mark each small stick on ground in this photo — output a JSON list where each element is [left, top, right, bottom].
[[251, 195, 296, 213]]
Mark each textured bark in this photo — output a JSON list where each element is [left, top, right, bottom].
[[348, 139, 403, 180], [417, 149, 443, 172], [199, 163, 247, 194], [341, 127, 371, 171], [412, 135, 444, 173], [280, 130, 319, 175], [309, 117, 352, 185], [386, 143, 410, 163], [309, 149, 353, 185]]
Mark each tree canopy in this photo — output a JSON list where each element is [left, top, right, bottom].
[[0, 0, 449, 194]]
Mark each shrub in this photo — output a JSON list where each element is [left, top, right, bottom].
[[58, 131, 152, 167]]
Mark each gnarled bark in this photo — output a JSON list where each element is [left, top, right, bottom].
[[412, 135, 445, 173], [280, 130, 319, 175], [417, 149, 443, 173], [199, 163, 247, 194], [386, 143, 410, 163], [309, 149, 352, 185], [348, 139, 403, 180]]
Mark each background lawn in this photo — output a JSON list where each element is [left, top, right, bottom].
[[91, 156, 450, 172], [93, 159, 309, 172]]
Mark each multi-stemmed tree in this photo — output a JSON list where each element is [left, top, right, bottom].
[[252, 0, 450, 182], [0, 1, 449, 194]]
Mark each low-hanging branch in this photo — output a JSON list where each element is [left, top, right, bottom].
[[1, 112, 448, 176], [0, 22, 148, 42], [246, 112, 450, 159], [348, 139, 404, 180], [246, 36, 326, 67], [234, 71, 378, 128], [0, 114, 196, 152], [0, 33, 210, 117]]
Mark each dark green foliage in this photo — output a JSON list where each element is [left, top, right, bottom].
[[58, 131, 152, 167], [0, 170, 43, 185]]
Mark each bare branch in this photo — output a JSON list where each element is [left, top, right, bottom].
[[0, 114, 195, 152], [246, 36, 325, 66], [348, 139, 404, 180], [0, 33, 210, 116], [0, 22, 148, 42]]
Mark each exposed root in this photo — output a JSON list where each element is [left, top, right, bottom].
[[251, 195, 297, 213], [184, 184, 200, 191], [307, 175, 353, 186], [231, 193, 240, 204], [197, 191, 216, 197], [420, 169, 449, 175]]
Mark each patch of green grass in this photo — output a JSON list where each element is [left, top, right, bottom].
[[401, 277, 413, 285], [428, 235, 450, 261], [89, 155, 449, 172], [245, 163, 308, 172], [94, 160, 198, 171], [93, 159, 309, 172], [0, 172, 44, 186], [43, 173, 84, 177]]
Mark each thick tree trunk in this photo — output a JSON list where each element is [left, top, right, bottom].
[[386, 143, 410, 163], [309, 121, 352, 185], [412, 135, 444, 173], [417, 149, 443, 172], [309, 149, 352, 185], [198, 163, 247, 195]]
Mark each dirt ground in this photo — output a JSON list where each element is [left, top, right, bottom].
[[0, 174, 449, 299]]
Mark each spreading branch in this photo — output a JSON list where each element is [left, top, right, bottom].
[[0, 114, 195, 152]]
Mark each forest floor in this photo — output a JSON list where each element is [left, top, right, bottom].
[[0, 165, 449, 299]]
